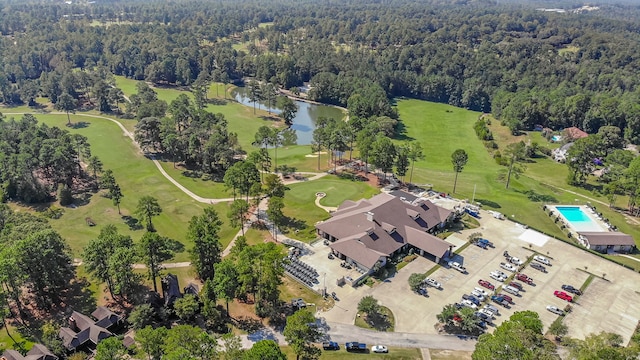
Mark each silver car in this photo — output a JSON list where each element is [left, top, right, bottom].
[[534, 255, 551, 266], [546, 305, 564, 315]]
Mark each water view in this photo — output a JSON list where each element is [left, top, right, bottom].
[[232, 87, 345, 145]]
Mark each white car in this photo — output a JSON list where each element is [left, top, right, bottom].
[[449, 261, 467, 273], [484, 304, 499, 315], [534, 255, 551, 266], [460, 299, 478, 309], [371, 345, 388, 353], [500, 262, 517, 272], [509, 257, 524, 266], [473, 287, 489, 297], [479, 308, 495, 318], [546, 305, 564, 315], [424, 278, 441, 288], [471, 289, 486, 301], [490, 270, 507, 282]]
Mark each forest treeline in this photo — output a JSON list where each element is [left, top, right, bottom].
[[2, 0, 640, 141]]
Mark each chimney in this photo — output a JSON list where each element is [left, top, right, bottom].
[[365, 211, 374, 222], [69, 316, 78, 332]]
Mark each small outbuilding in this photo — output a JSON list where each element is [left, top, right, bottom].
[[578, 232, 636, 253]]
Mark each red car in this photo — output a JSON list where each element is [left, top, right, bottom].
[[509, 282, 523, 291], [478, 279, 495, 290], [516, 273, 534, 285], [554, 290, 573, 302], [500, 293, 513, 303]]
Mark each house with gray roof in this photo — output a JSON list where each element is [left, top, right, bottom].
[[58, 307, 122, 352], [316, 193, 455, 272], [1, 344, 58, 360]]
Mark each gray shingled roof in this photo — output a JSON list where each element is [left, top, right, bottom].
[[330, 237, 386, 269], [579, 232, 636, 246], [319, 193, 453, 263]]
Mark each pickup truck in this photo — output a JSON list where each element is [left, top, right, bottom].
[[500, 262, 517, 272], [516, 273, 534, 285], [322, 341, 339, 350], [345, 342, 367, 352], [491, 295, 509, 307], [448, 261, 467, 273]]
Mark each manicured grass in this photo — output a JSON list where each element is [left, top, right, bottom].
[[280, 346, 423, 359], [244, 228, 272, 246], [0, 324, 35, 355], [394, 99, 640, 244], [355, 306, 395, 332], [158, 161, 233, 198], [279, 276, 325, 310], [429, 349, 473, 360], [282, 178, 379, 241], [7, 112, 238, 262]]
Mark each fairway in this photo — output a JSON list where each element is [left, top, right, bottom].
[[4, 112, 238, 261]]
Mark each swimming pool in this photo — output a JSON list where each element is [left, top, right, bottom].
[[552, 135, 562, 142], [555, 206, 605, 232]]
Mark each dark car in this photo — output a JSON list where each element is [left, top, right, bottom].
[[530, 262, 547, 273], [323, 341, 339, 350], [562, 284, 583, 295], [462, 294, 480, 306], [509, 282, 523, 291], [345, 342, 367, 352], [491, 295, 509, 307], [500, 293, 513, 304]]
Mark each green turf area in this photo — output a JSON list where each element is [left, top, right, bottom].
[[8, 112, 238, 262], [158, 161, 233, 199], [0, 324, 35, 355], [395, 99, 640, 263], [282, 177, 379, 241], [280, 346, 423, 359], [355, 306, 395, 332]]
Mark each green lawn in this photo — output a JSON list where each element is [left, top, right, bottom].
[[282, 177, 379, 241], [280, 346, 423, 359], [8, 112, 239, 262]]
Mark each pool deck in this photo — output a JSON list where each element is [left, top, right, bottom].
[[547, 204, 610, 235]]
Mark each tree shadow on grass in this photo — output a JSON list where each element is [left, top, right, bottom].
[[281, 216, 307, 234], [475, 198, 501, 208], [122, 215, 144, 231], [70, 121, 90, 129], [208, 98, 228, 106], [61, 276, 97, 315], [393, 121, 415, 141]]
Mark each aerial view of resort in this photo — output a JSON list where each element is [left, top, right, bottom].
[[1, 0, 640, 359]]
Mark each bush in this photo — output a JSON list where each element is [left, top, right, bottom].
[[403, 254, 417, 263]]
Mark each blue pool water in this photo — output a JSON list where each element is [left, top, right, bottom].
[[556, 206, 604, 232], [552, 135, 562, 142]]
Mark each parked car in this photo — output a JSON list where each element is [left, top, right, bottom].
[[534, 255, 551, 266], [509, 282, 523, 291], [474, 240, 488, 249], [478, 279, 495, 290], [479, 308, 495, 319], [474, 311, 490, 321], [345, 342, 367, 352], [500, 262, 517, 272], [449, 261, 467, 273], [483, 304, 499, 315], [417, 288, 428, 297], [323, 341, 339, 350], [461, 299, 478, 309], [462, 294, 481, 306], [471, 290, 486, 302], [424, 278, 441, 288], [509, 257, 524, 266], [546, 305, 565, 315], [478, 238, 494, 248], [554, 290, 573, 302], [500, 294, 513, 303], [491, 295, 509, 307], [503, 285, 520, 296], [371, 345, 388, 353], [490, 271, 508, 282], [516, 273, 534, 285], [562, 284, 583, 295], [530, 262, 547, 272], [473, 287, 489, 297]]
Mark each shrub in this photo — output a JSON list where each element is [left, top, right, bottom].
[[58, 184, 73, 206]]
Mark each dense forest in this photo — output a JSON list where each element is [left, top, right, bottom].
[[2, 0, 640, 142]]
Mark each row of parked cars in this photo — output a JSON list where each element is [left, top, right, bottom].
[[323, 342, 388, 353]]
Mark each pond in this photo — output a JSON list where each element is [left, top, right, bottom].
[[232, 87, 345, 145]]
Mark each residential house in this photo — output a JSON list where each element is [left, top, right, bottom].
[[1, 344, 58, 360], [578, 232, 636, 254], [563, 127, 589, 141], [316, 193, 455, 273], [58, 307, 122, 352]]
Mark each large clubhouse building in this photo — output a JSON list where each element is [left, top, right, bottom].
[[315, 192, 458, 273]]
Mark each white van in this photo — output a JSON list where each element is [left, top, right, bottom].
[[503, 285, 520, 296]]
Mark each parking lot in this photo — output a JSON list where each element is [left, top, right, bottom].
[[305, 208, 640, 343]]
